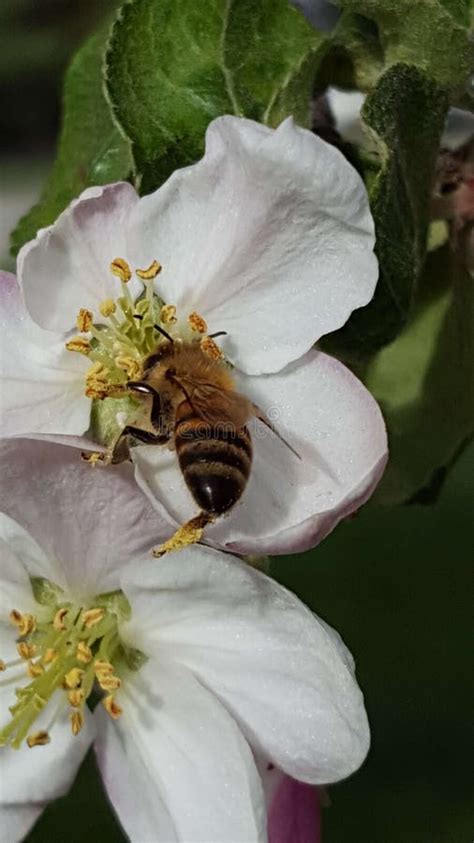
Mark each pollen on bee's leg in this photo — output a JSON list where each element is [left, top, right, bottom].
[[136, 260, 162, 280], [65, 336, 91, 355], [26, 730, 50, 748], [110, 257, 132, 283], [160, 304, 177, 324], [200, 336, 223, 360], [152, 512, 214, 558], [76, 308, 93, 333], [188, 312, 208, 334]]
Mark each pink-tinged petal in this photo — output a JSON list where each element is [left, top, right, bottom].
[[121, 548, 370, 785], [0, 517, 54, 618], [127, 115, 377, 375], [267, 774, 321, 843], [133, 349, 387, 556], [0, 439, 170, 600], [18, 183, 140, 333], [0, 803, 45, 843], [95, 660, 266, 842], [0, 272, 90, 438]]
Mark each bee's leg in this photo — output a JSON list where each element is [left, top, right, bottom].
[[152, 512, 215, 558], [82, 426, 170, 467]]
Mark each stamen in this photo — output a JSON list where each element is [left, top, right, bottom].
[[70, 710, 84, 736], [153, 513, 214, 558], [136, 260, 162, 280], [0, 661, 6, 672], [76, 642, 93, 664], [53, 608, 69, 632], [115, 355, 142, 379], [99, 299, 117, 317], [27, 661, 45, 679], [200, 336, 223, 360], [76, 309, 93, 333], [97, 674, 121, 692], [160, 304, 177, 324], [188, 312, 208, 334], [68, 689, 85, 707], [17, 642, 37, 659], [110, 257, 132, 283], [85, 362, 113, 400], [27, 730, 50, 748], [10, 611, 36, 637], [94, 660, 114, 675], [65, 336, 91, 355], [43, 648, 58, 665], [102, 695, 123, 719], [81, 608, 105, 628], [64, 668, 84, 689]]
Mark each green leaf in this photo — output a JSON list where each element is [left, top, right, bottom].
[[11, 27, 132, 256], [105, 0, 324, 192], [322, 63, 448, 359], [338, 0, 474, 89], [365, 242, 474, 506]]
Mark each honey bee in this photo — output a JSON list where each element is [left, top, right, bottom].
[[91, 327, 299, 555]]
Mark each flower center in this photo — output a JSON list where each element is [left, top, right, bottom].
[[0, 579, 145, 749], [65, 257, 223, 400]]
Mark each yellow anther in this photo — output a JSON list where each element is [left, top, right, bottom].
[[99, 298, 117, 317], [65, 336, 91, 355], [136, 260, 162, 280], [27, 661, 45, 679], [98, 674, 121, 692], [76, 642, 93, 664], [76, 308, 93, 333], [94, 660, 114, 675], [81, 608, 105, 629], [0, 660, 6, 672], [68, 689, 85, 707], [64, 668, 84, 689], [110, 257, 132, 283], [85, 362, 112, 400], [116, 355, 142, 379], [43, 648, 58, 665], [102, 695, 123, 720], [9, 611, 36, 637], [17, 642, 37, 660], [53, 607, 69, 632], [160, 304, 177, 324], [27, 731, 50, 748], [200, 336, 223, 360], [70, 710, 84, 736], [188, 312, 208, 334]]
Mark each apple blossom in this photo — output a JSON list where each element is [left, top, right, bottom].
[[0, 439, 369, 842], [0, 115, 387, 556]]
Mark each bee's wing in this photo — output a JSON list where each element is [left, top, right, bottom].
[[251, 403, 302, 460], [179, 377, 253, 428]]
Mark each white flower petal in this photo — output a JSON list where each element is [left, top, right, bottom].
[[96, 660, 266, 842], [0, 272, 90, 438], [0, 515, 56, 617], [127, 115, 377, 374], [121, 548, 370, 784], [0, 439, 170, 600], [0, 703, 94, 805], [133, 349, 387, 555], [18, 183, 140, 332], [0, 802, 44, 843]]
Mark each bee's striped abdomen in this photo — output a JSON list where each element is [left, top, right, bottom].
[[175, 401, 252, 515]]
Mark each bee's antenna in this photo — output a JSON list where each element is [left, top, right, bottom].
[[133, 314, 174, 344], [154, 325, 174, 343], [208, 331, 227, 339]]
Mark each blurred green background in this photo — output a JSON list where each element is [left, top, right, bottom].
[[1, 3, 472, 841]]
